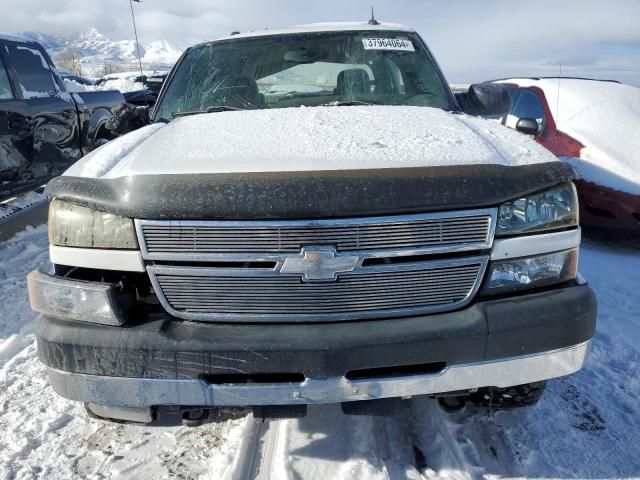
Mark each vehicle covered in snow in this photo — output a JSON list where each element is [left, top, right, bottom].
[[95, 71, 168, 107], [0, 34, 126, 200], [27, 22, 597, 424], [56, 69, 95, 88], [491, 77, 640, 233]]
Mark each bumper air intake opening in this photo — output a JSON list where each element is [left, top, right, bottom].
[[200, 372, 306, 385], [345, 361, 447, 381]]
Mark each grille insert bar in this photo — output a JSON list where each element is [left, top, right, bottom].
[[137, 210, 495, 259], [148, 258, 488, 322]]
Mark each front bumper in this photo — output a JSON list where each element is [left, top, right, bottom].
[[34, 281, 597, 408], [46, 341, 591, 408]]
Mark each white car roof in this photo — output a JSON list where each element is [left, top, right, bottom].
[[497, 77, 640, 195], [495, 77, 632, 124], [213, 22, 415, 42]]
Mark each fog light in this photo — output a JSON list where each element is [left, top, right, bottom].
[[27, 270, 126, 326], [483, 249, 578, 294]]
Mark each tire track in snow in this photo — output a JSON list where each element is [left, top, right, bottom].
[[228, 416, 273, 480], [235, 404, 426, 480]]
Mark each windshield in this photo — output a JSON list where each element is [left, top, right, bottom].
[[154, 31, 457, 121]]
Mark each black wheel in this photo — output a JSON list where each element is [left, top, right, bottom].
[[182, 408, 211, 427], [469, 381, 547, 410]]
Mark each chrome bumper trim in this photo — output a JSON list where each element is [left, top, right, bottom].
[[50, 245, 145, 272], [46, 340, 591, 408]]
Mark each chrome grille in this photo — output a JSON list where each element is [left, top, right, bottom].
[[137, 211, 494, 258], [148, 258, 488, 322], [139, 209, 496, 323]]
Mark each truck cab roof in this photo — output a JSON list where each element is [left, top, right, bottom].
[[212, 21, 415, 43]]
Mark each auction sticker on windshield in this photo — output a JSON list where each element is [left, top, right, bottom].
[[362, 38, 415, 51]]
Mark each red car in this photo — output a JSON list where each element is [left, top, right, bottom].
[[493, 77, 640, 233]]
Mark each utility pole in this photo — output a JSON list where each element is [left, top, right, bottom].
[[129, 0, 144, 75]]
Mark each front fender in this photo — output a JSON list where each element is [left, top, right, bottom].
[[85, 107, 113, 151], [71, 91, 126, 153]]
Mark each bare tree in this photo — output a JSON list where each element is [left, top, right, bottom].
[[100, 61, 129, 77], [54, 46, 83, 75]]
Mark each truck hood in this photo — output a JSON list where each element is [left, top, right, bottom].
[[51, 106, 572, 220], [64, 106, 558, 179]]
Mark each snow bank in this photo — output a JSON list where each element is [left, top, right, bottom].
[[507, 79, 640, 195], [0, 225, 49, 339], [63, 123, 165, 178], [101, 106, 558, 178]]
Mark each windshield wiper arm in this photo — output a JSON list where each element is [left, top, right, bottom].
[[172, 105, 243, 118]]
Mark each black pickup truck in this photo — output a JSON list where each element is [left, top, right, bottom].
[[0, 34, 125, 200]]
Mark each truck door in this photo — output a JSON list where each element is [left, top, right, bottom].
[[0, 40, 81, 198], [0, 43, 33, 198]]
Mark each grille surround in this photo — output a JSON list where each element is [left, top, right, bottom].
[[148, 257, 489, 322]]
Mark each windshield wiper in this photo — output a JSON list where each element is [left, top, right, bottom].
[[324, 100, 380, 107], [172, 105, 243, 118], [402, 91, 438, 104]]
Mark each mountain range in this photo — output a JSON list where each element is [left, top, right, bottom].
[[16, 28, 182, 76]]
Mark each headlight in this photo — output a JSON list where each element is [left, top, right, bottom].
[[49, 199, 138, 249], [482, 249, 578, 294], [497, 183, 578, 236]]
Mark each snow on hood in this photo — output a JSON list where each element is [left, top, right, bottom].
[[66, 124, 164, 178], [64, 106, 558, 179], [504, 79, 640, 195]]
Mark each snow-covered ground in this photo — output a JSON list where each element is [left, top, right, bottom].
[[0, 224, 639, 479]]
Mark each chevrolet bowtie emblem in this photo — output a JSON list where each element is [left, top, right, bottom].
[[280, 247, 360, 282]]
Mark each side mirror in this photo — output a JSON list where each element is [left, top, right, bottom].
[[458, 83, 511, 117], [515, 118, 540, 136]]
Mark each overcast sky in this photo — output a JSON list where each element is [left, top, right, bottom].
[[1, 0, 639, 85]]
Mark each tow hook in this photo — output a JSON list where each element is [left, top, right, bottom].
[[437, 396, 467, 412]]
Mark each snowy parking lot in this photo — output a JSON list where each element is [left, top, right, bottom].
[[0, 224, 638, 479]]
